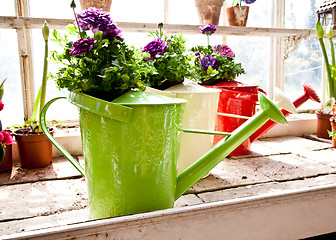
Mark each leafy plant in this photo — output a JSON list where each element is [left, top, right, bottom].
[[51, 5, 146, 101], [316, 20, 336, 100], [189, 24, 245, 83], [140, 23, 193, 90]]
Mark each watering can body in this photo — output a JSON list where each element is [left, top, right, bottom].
[[164, 83, 221, 174], [40, 90, 287, 219], [69, 91, 185, 218]]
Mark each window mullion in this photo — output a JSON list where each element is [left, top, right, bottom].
[[15, 0, 35, 121]]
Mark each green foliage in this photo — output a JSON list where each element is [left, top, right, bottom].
[[51, 25, 146, 101], [190, 45, 245, 83], [141, 34, 193, 90]]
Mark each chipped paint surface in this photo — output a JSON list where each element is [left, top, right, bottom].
[[1, 136, 336, 237]]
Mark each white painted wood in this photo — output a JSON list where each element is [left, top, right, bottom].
[[3, 184, 336, 240]]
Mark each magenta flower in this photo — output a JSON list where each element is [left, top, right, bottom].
[[213, 45, 235, 58], [76, 7, 123, 40], [200, 55, 219, 71], [200, 24, 216, 36], [0, 100, 3, 111], [0, 131, 13, 145], [69, 38, 95, 57], [142, 38, 168, 60]]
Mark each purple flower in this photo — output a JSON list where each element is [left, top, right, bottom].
[[243, 0, 256, 4], [212, 45, 235, 58], [76, 7, 123, 40], [200, 55, 219, 71], [195, 52, 201, 58], [142, 38, 168, 60], [200, 24, 216, 36], [69, 38, 95, 56]]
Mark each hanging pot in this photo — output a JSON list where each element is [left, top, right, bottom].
[[14, 129, 54, 168], [79, 0, 112, 12], [315, 111, 332, 139], [226, 5, 249, 26], [194, 0, 225, 25], [0, 144, 12, 173]]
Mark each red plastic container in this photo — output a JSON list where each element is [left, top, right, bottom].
[[205, 80, 260, 156]]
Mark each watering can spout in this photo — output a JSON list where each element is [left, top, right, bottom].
[[175, 92, 287, 199]]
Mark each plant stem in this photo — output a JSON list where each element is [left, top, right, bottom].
[[330, 38, 335, 66], [73, 8, 84, 39], [319, 38, 334, 99], [38, 39, 48, 132]]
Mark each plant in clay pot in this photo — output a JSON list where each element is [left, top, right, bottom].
[[140, 23, 193, 91], [0, 80, 15, 173], [226, 0, 257, 26], [190, 24, 245, 85], [315, 21, 336, 139], [14, 21, 55, 169]]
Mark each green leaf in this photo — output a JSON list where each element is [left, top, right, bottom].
[[316, 20, 325, 39]]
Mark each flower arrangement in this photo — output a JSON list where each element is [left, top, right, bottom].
[[190, 24, 244, 85], [140, 23, 192, 90], [51, 2, 146, 101], [0, 79, 14, 164]]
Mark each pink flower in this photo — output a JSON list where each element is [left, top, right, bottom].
[[0, 100, 4, 111], [212, 45, 235, 58], [0, 131, 13, 145]]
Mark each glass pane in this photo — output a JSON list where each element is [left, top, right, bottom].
[[227, 36, 270, 91], [0, 1, 15, 16], [29, 0, 74, 19], [0, 30, 24, 127], [31, 29, 78, 121], [284, 38, 322, 111]]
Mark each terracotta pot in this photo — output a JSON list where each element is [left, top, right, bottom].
[[194, 0, 225, 25], [316, 111, 331, 139], [331, 117, 336, 147], [226, 5, 249, 26], [79, 0, 112, 12], [14, 129, 54, 169], [0, 144, 12, 173]]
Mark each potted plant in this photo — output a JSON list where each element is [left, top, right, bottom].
[[140, 23, 193, 90], [14, 21, 55, 168], [315, 21, 336, 139], [0, 80, 15, 173], [79, 0, 112, 12], [226, 0, 257, 26], [190, 24, 245, 85]]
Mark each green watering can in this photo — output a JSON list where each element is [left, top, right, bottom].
[[40, 90, 287, 219]]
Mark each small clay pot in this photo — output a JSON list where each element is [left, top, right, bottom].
[[316, 111, 332, 139], [226, 5, 249, 26], [79, 0, 112, 12], [0, 144, 12, 173], [14, 128, 54, 169], [194, 0, 225, 25]]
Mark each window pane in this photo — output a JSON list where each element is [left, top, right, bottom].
[[30, 0, 74, 19], [0, 30, 24, 127], [0, 1, 15, 16], [284, 38, 322, 110]]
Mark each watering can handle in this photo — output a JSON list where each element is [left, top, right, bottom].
[[40, 97, 86, 177]]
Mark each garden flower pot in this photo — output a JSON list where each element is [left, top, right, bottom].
[[0, 144, 12, 173], [79, 0, 112, 12], [226, 5, 250, 26], [194, 0, 225, 25], [165, 83, 221, 174], [316, 111, 332, 139], [40, 91, 287, 219], [14, 129, 54, 168]]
